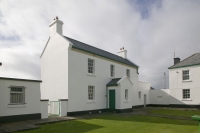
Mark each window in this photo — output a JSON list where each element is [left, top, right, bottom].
[[10, 87, 25, 104], [110, 65, 115, 77], [183, 89, 190, 99], [182, 70, 190, 80], [88, 86, 95, 100], [138, 91, 141, 99], [88, 59, 94, 74], [125, 89, 128, 101], [126, 69, 130, 78]]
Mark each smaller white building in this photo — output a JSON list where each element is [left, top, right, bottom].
[[150, 53, 200, 108], [0, 77, 48, 123]]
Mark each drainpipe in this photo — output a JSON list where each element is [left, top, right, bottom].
[[106, 86, 108, 111]]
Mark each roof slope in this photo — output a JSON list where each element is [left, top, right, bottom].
[[64, 36, 138, 68], [106, 78, 121, 86], [169, 53, 200, 69]]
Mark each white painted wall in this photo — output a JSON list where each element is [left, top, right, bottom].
[[135, 81, 150, 106], [119, 77, 133, 109], [169, 65, 200, 105], [149, 89, 170, 105], [68, 48, 138, 112], [40, 100, 48, 119], [0, 79, 41, 117], [40, 33, 70, 101], [59, 100, 68, 116]]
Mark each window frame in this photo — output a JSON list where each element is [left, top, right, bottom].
[[125, 89, 128, 101], [182, 70, 190, 81], [110, 64, 115, 77], [88, 58, 95, 74], [126, 69, 130, 78], [88, 86, 95, 101], [9, 86, 25, 105], [182, 89, 190, 99]]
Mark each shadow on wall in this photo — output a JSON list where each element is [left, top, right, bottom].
[[149, 89, 200, 108]]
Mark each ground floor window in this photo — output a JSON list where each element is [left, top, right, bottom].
[[10, 87, 25, 104], [125, 89, 128, 101], [183, 89, 190, 99], [88, 86, 95, 101]]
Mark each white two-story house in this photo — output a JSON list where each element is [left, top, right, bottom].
[[40, 18, 150, 116], [168, 54, 200, 107], [149, 53, 200, 108]]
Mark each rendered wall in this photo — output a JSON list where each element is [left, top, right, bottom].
[[0, 79, 41, 117], [68, 48, 138, 112], [149, 89, 170, 105], [40, 34, 70, 101], [169, 66, 200, 105]]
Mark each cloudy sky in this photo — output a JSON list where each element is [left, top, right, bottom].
[[0, 0, 200, 89]]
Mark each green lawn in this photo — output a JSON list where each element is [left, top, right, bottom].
[[150, 109, 200, 117], [17, 115, 199, 133]]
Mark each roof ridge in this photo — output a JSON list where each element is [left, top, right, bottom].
[[169, 53, 197, 69], [64, 36, 126, 59]]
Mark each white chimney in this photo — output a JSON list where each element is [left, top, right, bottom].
[[49, 17, 63, 37], [117, 47, 127, 59]]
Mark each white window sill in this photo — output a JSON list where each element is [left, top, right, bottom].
[[124, 101, 129, 103], [87, 101, 96, 103], [182, 80, 192, 82], [182, 99, 192, 101], [87, 73, 96, 77], [7, 104, 27, 108]]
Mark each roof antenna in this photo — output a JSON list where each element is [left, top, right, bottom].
[[174, 47, 175, 58]]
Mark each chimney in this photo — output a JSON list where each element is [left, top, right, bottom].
[[174, 57, 180, 65], [49, 16, 63, 37], [117, 47, 127, 59]]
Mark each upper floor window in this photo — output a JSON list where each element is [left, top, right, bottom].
[[126, 69, 130, 78], [182, 70, 189, 80], [125, 89, 128, 101], [88, 59, 94, 74], [88, 86, 95, 101], [183, 89, 190, 99], [110, 65, 115, 77], [10, 87, 25, 105]]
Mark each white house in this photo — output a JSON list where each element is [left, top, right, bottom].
[[149, 53, 200, 108], [40, 18, 150, 116], [0, 77, 48, 123]]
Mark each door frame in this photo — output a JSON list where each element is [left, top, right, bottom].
[[109, 89, 116, 110]]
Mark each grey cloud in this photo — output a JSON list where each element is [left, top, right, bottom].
[[0, 0, 199, 89]]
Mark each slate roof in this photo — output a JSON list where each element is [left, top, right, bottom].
[[169, 53, 200, 69], [106, 78, 121, 86], [64, 36, 138, 68]]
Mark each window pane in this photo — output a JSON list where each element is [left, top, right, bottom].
[[10, 87, 24, 104]]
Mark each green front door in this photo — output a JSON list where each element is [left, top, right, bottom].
[[109, 90, 115, 109]]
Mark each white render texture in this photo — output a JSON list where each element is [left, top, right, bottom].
[[149, 89, 170, 105], [0, 79, 41, 117], [40, 100, 48, 119]]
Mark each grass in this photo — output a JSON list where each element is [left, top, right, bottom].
[[17, 115, 199, 133], [150, 109, 200, 117]]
